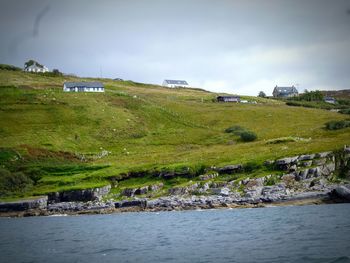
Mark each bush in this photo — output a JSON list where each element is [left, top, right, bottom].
[[240, 131, 257, 142], [244, 162, 261, 173], [225, 125, 246, 135], [325, 120, 350, 130], [0, 64, 22, 71], [339, 109, 350, 115], [0, 168, 33, 196]]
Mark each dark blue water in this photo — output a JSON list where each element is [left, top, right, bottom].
[[1, 204, 350, 263]]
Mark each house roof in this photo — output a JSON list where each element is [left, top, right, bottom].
[[64, 82, 104, 88], [25, 64, 45, 70], [164, 80, 188, 85], [274, 86, 298, 94], [217, 96, 240, 99]]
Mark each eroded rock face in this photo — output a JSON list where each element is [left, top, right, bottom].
[[275, 156, 299, 170], [199, 172, 218, 180], [211, 187, 230, 196], [48, 185, 111, 203], [115, 199, 147, 209], [121, 183, 164, 197], [168, 183, 199, 195], [0, 196, 48, 212]]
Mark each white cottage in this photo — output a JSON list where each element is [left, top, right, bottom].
[[24, 63, 49, 73], [162, 79, 189, 88], [63, 82, 105, 92]]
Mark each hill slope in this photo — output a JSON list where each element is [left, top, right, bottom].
[[0, 70, 349, 199]]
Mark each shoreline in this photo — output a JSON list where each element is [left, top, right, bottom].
[[0, 189, 348, 218]]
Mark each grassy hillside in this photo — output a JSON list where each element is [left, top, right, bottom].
[[0, 69, 349, 200]]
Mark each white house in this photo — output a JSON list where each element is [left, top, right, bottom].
[[24, 62, 49, 73], [272, 86, 299, 98], [162, 79, 189, 88], [324, 97, 336, 104], [63, 82, 105, 92]]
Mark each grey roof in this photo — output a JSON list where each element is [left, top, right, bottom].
[[164, 79, 188, 85], [64, 82, 104, 88], [274, 86, 298, 94]]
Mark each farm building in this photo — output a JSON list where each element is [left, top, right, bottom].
[[217, 96, 241, 102], [272, 86, 298, 98], [63, 82, 105, 92], [162, 79, 189, 88]]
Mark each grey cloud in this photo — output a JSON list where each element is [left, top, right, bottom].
[[1, 0, 350, 95]]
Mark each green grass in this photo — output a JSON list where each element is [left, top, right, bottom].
[[0, 69, 349, 200]]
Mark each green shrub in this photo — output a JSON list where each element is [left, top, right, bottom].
[[265, 175, 279, 186], [240, 131, 257, 142], [339, 109, 350, 115], [325, 120, 350, 130], [0, 169, 33, 196], [0, 64, 21, 71], [225, 125, 245, 135], [244, 162, 261, 173]]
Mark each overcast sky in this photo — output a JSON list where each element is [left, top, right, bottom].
[[1, 0, 350, 95]]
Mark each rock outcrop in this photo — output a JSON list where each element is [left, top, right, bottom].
[[48, 185, 111, 203], [0, 196, 47, 212]]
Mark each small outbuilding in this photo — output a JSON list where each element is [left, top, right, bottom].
[[162, 79, 189, 88], [63, 82, 104, 92], [217, 96, 241, 103], [324, 97, 336, 104]]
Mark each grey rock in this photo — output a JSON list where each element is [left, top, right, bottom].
[[48, 185, 111, 203], [121, 188, 137, 197], [135, 186, 149, 195], [275, 156, 298, 170], [312, 158, 327, 166], [301, 161, 313, 167], [298, 154, 315, 161], [296, 169, 308, 181], [150, 183, 164, 192], [211, 187, 230, 196], [199, 172, 219, 180], [315, 152, 332, 158], [0, 196, 48, 212], [217, 164, 243, 174], [330, 185, 350, 201], [115, 199, 147, 208], [276, 156, 298, 165]]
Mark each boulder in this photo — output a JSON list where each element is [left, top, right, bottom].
[[115, 199, 147, 209], [298, 154, 315, 161], [296, 169, 309, 181], [330, 185, 350, 201], [315, 152, 332, 158], [168, 183, 198, 196], [121, 188, 137, 197], [199, 172, 218, 180], [312, 158, 327, 166], [211, 187, 230, 196], [245, 178, 264, 189], [301, 161, 313, 167], [275, 156, 298, 170], [217, 164, 243, 174], [150, 183, 164, 192], [135, 186, 149, 195]]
